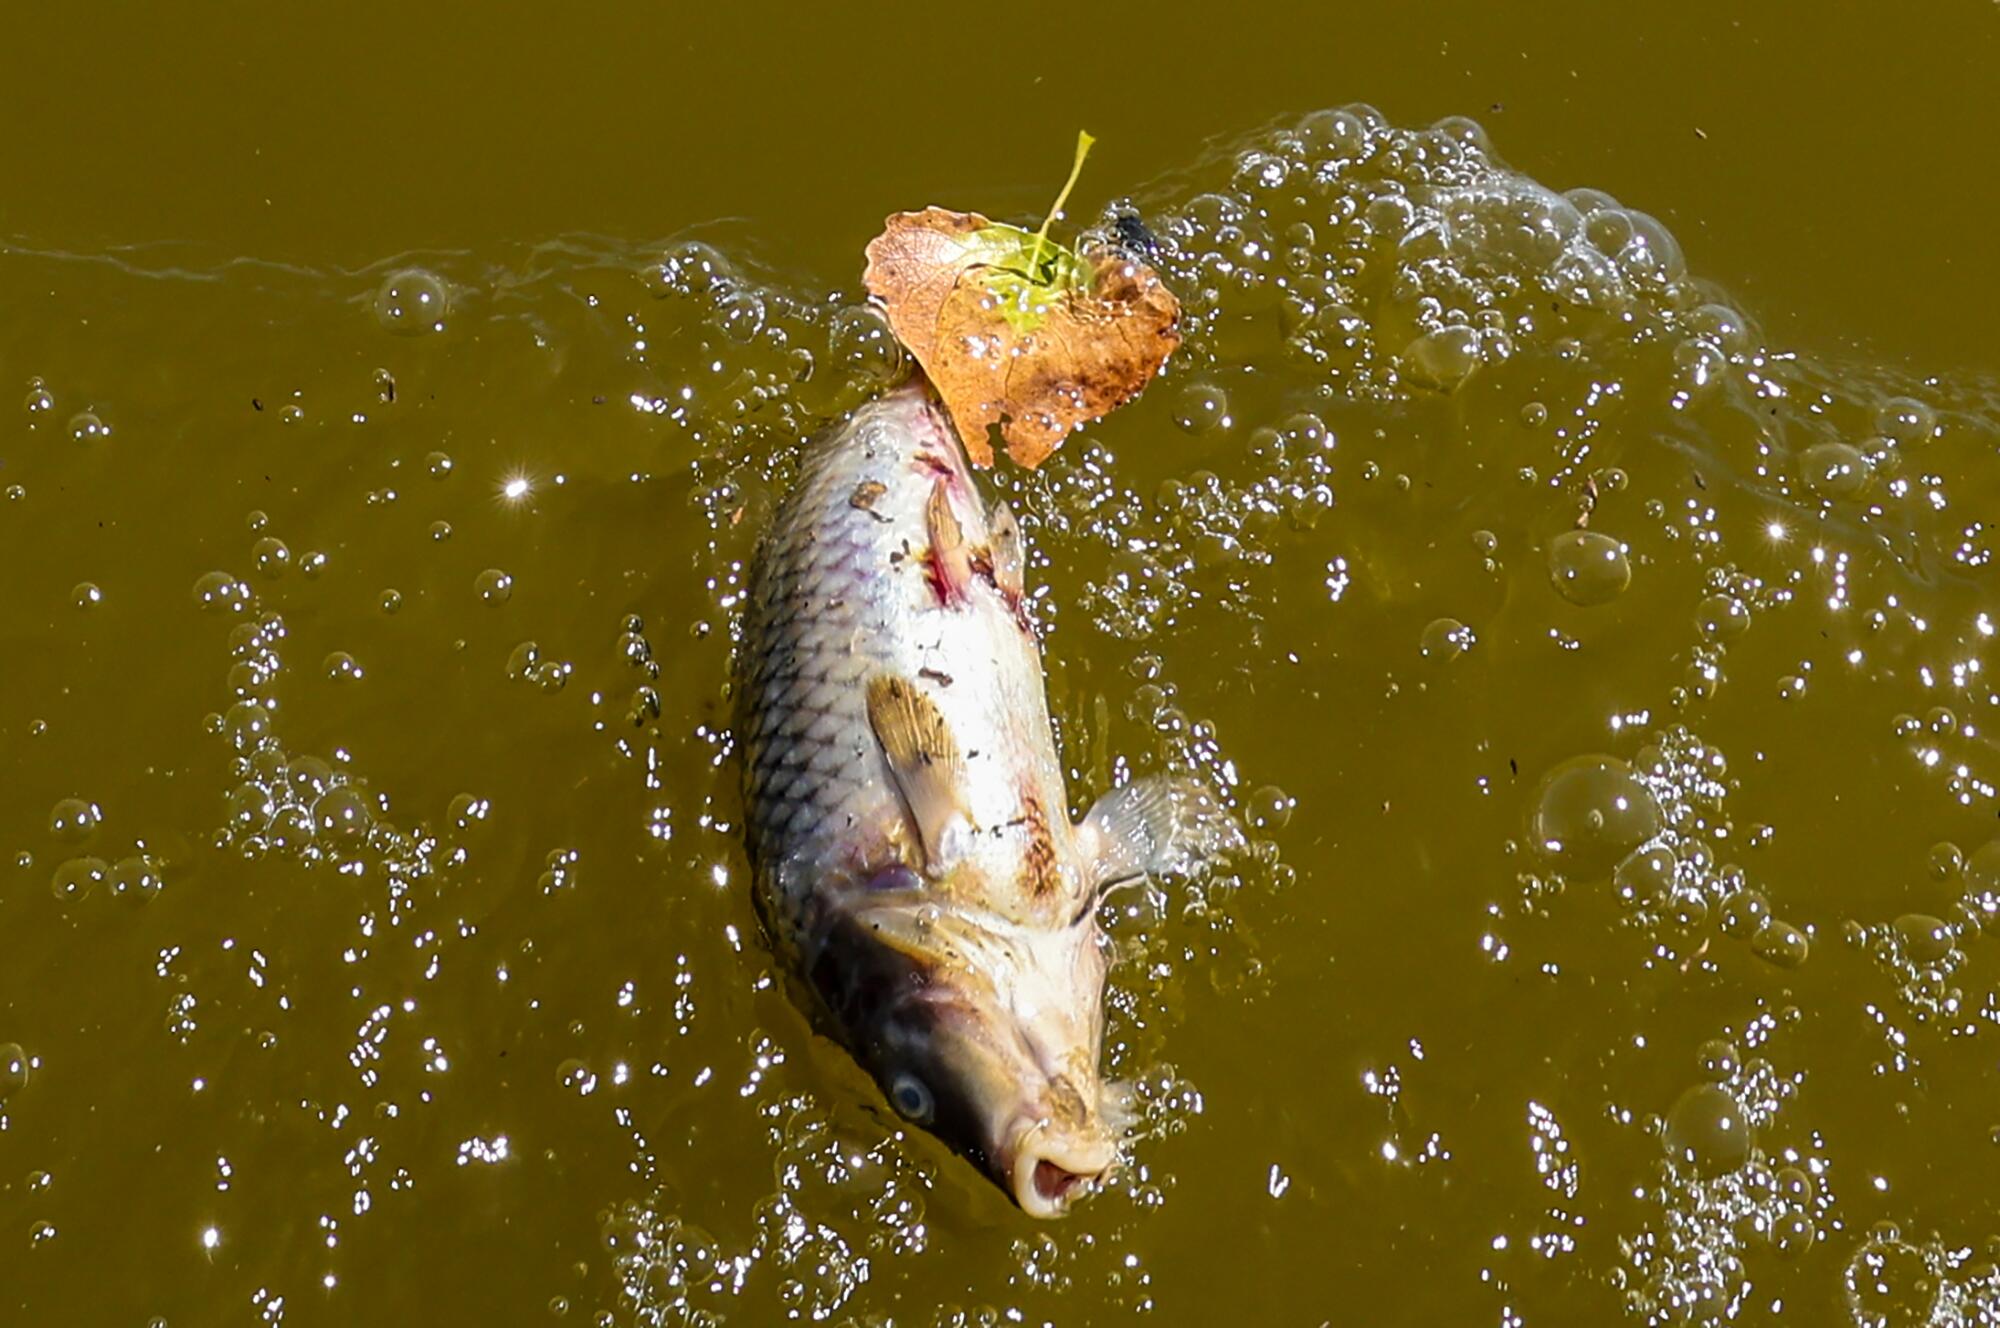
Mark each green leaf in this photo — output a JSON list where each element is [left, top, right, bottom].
[[964, 132, 1097, 335]]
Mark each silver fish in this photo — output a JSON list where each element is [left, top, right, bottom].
[[737, 382, 1230, 1217]]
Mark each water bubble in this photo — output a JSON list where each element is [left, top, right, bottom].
[[374, 269, 450, 335], [380, 589, 403, 614], [316, 788, 374, 846], [1403, 325, 1481, 392], [428, 520, 453, 542], [425, 451, 454, 479], [1614, 844, 1678, 907], [1546, 531, 1631, 606], [448, 793, 490, 831], [224, 782, 275, 833], [267, 806, 313, 852], [827, 305, 906, 387], [1299, 106, 1373, 156], [291, 761, 335, 802], [558, 1058, 598, 1095], [507, 642, 542, 680], [1694, 594, 1750, 642], [1172, 382, 1231, 433], [1928, 841, 1963, 880], [223, 701, 272, 752], [1663, 1083, 1753, 1175], [28, 1220, 55, 1248], [714, 289, 766, 343], [1844, 1234, 1941, 1328], [475, 569, 514, 605], [48, 798, 101, 841], [298, 550, 328, 578], [24, 381, 53, 414], [1419, 617, 1475, 662], [1244, 786, 1294, 831], [1696, 1039, 1740, 1082], [51, 856, 108, 902], [0, 1045, 26, 1097], [1672, 338, 1727, 400], [1893, 914, 1954, 965], [1718, 889, 1771, 938], [68, 412, 108, 443], [646, 239, 735, 298], [1670, 890, 1710, 931], [1875, 396, 1937, 448], [1750, 918, 1810, 969], [323, 652, 364, 683], [1532, 755, 1661, 876], [108, 855, 165, 902], [1687, 304, 1750, 355], [68, 580, 105, 611], [1772, 1211, 1816, 1259], [1800, 442, 1871, 500], [251, 538, 291, 578], [192, 571, 254, 614], [278, 403, 305, 425]]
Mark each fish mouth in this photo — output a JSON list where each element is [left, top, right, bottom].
[[1009, 1125, 1118, 1218]]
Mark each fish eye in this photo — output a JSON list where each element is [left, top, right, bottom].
[[888, 1071, 934, 1124]]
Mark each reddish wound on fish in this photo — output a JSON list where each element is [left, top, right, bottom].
[[924, 480, 972, 607], [1018, 789, 1062, 899]]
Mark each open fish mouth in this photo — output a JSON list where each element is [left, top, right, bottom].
[[1009, 1129, 1118, 1218]]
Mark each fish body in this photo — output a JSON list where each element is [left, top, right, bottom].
[[737, 382, 1220, 1215]]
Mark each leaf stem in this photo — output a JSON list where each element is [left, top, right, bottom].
[[1029, 130, 1095, 282]]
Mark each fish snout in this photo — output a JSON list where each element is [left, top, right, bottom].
[[1004, 1100, 1120, 1218]]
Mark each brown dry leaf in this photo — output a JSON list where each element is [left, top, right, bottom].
[[862, 207, 1181, 468]]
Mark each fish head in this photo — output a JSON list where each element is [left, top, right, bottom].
[[812, 894, 1118, 1217]]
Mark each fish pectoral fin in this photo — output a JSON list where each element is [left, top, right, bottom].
[[984, 498, 1025, 598], [866, 673, 972, 870], [1076, 777, 1244, 891]]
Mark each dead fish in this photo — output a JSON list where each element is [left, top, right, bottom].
[[736, 381, 1235, 1217]]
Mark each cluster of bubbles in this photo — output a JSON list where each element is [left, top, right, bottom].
[[506, 640, 574, 693], [1522, 728, 1812, 971], [1843, 837, 2000, 1028], [1003, 407, 1338, 640], [1616, 1020, 1828, 1324], [601, 1080, 940, 1325], [42, 794, 166, 905], [1135, 104, 1729, 400], [1842, 1226, 2000, 1328], [203, 596, 471, 894]]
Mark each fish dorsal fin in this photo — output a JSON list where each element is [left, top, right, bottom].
[[985, 498, 1025, 598], [1076, 777, 1244, 891], [866, 673, 972, 871]]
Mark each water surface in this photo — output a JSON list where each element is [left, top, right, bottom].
[[3, 4, 1999, 1325]]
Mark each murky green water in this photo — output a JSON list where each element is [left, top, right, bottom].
[[6, 4, 2000, 1324]]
